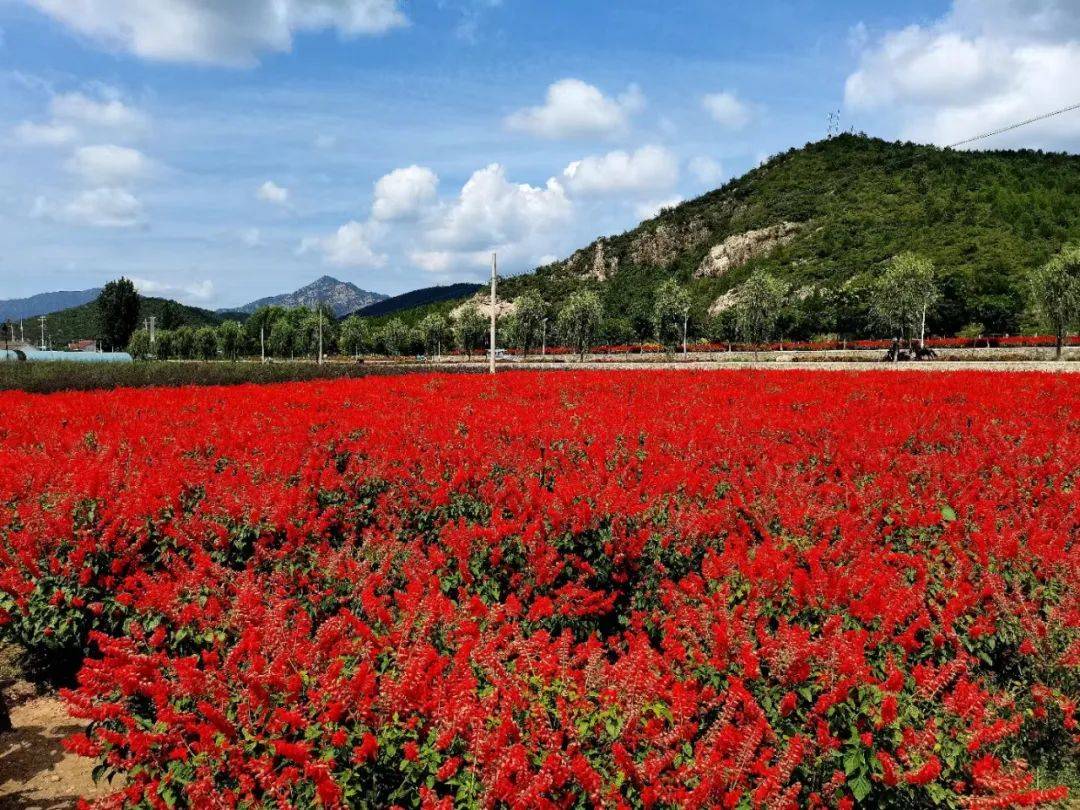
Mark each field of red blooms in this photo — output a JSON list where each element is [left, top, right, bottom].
[[0, 370, 1077, 809]]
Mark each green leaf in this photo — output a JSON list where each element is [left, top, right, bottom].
[[851, 774, 872, 802], [941, 505, 957, 522]]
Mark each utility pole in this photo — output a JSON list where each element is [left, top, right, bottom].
[[489, 252, 497, 375], [39, 315, 46, 351], [260, 325, 266, 363], [149, 315, 156, 345]]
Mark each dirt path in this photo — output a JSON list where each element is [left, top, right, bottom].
[[0, 686, 113, 810]]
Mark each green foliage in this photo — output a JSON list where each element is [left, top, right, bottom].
[[871, 253, 939, 344], [557, 290, 603, 359], [652, 279, 690, 352], [1028, 244, 1080, 357], [0, 361, 475, 394], [488, 135, 1080, 340], [509, 292, 547, 357], [96, 278, 140, 351], [216, 320, 245, 360], [194, 327, 218, 360], [378, 318, 413, 357], [735, 271, 788, 348], [417, 313, 451, 356], [126, 329, 153, 360], [338, 316, 370, 357], [453, 305, 487, 358]]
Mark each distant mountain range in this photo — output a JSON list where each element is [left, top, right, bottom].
[[0, 288, 101, 322], [352, 283, 484, 318], [225, 276, 387, 318]]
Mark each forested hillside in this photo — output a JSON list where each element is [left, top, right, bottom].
[[479, 135, 1080, 340]]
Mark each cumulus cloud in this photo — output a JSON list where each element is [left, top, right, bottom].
[[132, 277, 215, 303], [688, 156, 725, 186], [702, 91, 752, 129], [50, 91, 147, 132], [505, 79, 645, 139], [33, 187, 145, 228], [67, 144, 152, 185], [12, 121, 78, 146], [635, 197, 683, 220], [300, 220, 387, 268], [429, 163, 572, 250], [845, 0, 1080, 149], [257, 180, 289, 205], [22, 0, 408, 66], [561, 145, 679, 196], [372, 165, 438, 221]]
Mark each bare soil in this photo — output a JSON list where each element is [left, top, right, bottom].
[[0, 683, 113, 810]]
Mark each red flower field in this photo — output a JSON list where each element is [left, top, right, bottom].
[[0, 370, 1077, 808]]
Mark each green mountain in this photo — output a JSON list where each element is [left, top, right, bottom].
[[441, 135, 1080, 340], [27, 297, 230, 348], [353, 283, 484, 319]]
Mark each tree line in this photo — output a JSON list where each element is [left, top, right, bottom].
[[110, 242, 1080, 362]]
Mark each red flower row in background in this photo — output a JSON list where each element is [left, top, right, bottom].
[[0, 370, 1076, 808]]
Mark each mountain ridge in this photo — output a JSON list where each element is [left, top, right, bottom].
[[226, 276, 387, 318], [0, 288, 102, 322]]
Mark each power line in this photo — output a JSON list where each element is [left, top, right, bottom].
[[945, 100, 1080, 150]]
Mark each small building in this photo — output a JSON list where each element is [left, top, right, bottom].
[[67, 339, 99, 352]]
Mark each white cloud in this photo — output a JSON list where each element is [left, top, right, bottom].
[[688, 156, 725, 186], [372, 165, 438, 221], [23, 0, 408, 66], [32, 187, 145, 228], [505, 79, 645, 139], [67, 144, 152, 185], [702, 92, 752, 129], [50, 91, 147, 132], [561, 145, 679, 196], [301, 220, 387, 267], [635, 197, 683, 220], [257, 180, 289, 205], [132, 277, 215, 303], [240, 227, 263, 247], [429, 163, 572, 249], [13, 121, 78, 146], [409, 250, 456, 274], [845, 1, 1080, 149]]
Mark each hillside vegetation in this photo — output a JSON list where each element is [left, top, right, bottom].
[[27, 297, 229, 348], [463, 135, 1080, 340]]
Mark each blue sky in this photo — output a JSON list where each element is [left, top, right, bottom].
[[2, 0, 1078, 307]]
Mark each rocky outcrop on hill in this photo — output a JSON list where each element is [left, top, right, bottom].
[[694, 222, 804, 279], [707, 287, 744, 317], [629, 219, 711, 267], [451, 294, 516, 321], [563, 237, 619, 281]]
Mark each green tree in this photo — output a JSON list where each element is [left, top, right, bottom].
[[652, 279, 691, 354], [379, 318, 411, 356], [155, 329, 176, 360], [126, 329, 153, 360], [173, 326, 197, 359], [557, 290, 603, 360], [418, 313, 450, 357], [1029, 244, 1080, 359], [217, 320, 245, 360], [245, 306, 287, 357], [97, 278, 140, 351], [338, 316, 370, 358], [268, 321, 297, 359], [194, 327, 218, 360], [159, 299, 184, 330], [454, 305, 487, 359], [871, 253, 939, 352], [511, 292, 546, 358], [735, 271, 788, 357]]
